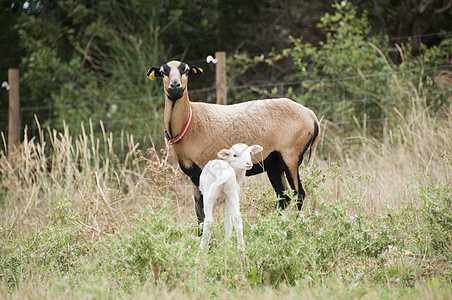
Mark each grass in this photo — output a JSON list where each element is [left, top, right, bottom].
[[0, 90, 451, 299]]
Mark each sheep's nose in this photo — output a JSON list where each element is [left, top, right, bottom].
[[169, 81, 182, 89], [245, 162, 252, 168]]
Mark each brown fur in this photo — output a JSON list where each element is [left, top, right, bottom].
[[175, 99, 318, 172]]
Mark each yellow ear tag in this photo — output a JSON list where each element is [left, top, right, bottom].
[[147, 70, 155, 80]]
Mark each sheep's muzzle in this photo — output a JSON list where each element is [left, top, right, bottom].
[[167, 86, 184, 101]]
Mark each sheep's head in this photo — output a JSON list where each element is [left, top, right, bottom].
[[147, 61, 203, 101], [217, 143, 263, 171]]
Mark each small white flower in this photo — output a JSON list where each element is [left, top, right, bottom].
[[341, 1, 347, 7], [63, 275, 69, 280]]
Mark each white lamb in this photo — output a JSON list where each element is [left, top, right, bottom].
[[199, 143, 263, 252]]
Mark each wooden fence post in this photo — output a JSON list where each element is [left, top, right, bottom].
[[215, 51, 227, 105], [8, 68, 20, 156]]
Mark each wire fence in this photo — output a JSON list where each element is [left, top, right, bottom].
[[1, 62, 451, 156]]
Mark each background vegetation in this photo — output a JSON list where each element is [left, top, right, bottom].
[[0, 0, 451, 298], [0, 0, 451, 149]]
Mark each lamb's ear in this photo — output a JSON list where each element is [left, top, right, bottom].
[[250, 145, 263, 155], [189, 65, 203, 76], [217, 149, 231, 159], [147, 67, 162, 80]]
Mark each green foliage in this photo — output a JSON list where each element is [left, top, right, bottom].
[[290, 1, 388, 78], [283, 1, 394, 126], [112, 202, 195, 286], [4, 0, 171, 150], [15, 0, 105, 130], [417, 168, 452, 259], [0, 223, 90, 288], [1, 159, 451, 297], [230, 1, 451, 142]]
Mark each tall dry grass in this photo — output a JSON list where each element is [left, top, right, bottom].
[[300, 71, 451, 215], [0, 118, 192, 241]]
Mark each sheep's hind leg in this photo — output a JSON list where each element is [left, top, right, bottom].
[[267, 168, 291, 210], [284, 165, 305, 210]]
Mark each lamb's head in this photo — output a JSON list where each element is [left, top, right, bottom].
[[147, 61, 203, 101], [217, 143, 263, 171]]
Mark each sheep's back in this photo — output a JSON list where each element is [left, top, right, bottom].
[[176, 98, 318, 169]]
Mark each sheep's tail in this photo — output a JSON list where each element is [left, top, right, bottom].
[[306, 117, 322, 168]]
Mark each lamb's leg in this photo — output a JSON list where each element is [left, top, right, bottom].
[[199, 195, 214, 251], [199, 187, 221, 251], [224, 200, 233, 237], [227, 190, 244, 251]]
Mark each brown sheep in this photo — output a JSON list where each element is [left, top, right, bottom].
[[147, 60, 320, 229]]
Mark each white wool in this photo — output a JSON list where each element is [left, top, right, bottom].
[[199, 143, 263, 252]]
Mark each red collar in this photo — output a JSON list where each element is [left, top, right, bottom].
[[165, 107, 193, 144]]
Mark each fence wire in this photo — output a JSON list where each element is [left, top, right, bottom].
[[1, 63, 451, 155]]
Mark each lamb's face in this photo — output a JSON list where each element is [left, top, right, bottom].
[[218, 143, 264, 171], [146, 61, 203, 101]]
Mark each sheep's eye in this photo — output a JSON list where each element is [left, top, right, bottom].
[[233, 154, 238, 158], [161, 65, 171, 76]]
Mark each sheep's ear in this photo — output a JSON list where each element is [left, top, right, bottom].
[[147, 67, 162, 80], [217, 149, 231, 159], [250, 145, 263, 155], [189, 65, 203, 76]]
